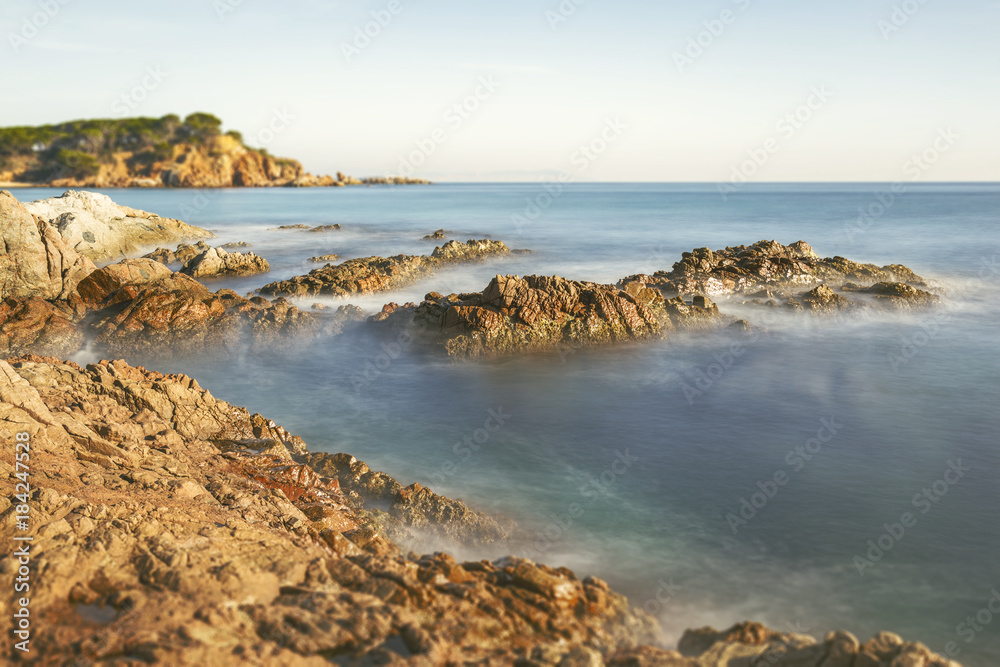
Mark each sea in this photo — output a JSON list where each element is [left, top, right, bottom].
[[14, 182, 1000, 665]]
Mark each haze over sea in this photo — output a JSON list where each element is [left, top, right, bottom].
[[17, 182, 999, 665]]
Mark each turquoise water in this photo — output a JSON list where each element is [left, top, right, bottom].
[[17, 183, 1000, 665]]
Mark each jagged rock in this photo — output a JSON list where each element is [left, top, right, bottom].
[[260, 240, 510, 298], [76, 258, 175, 305], [24, 190, 214, 262], [180, 247, 270, 278], [395, 274, 668, 359], [307, 224, 342, 233], [0, 298, 83, 358], [219, 241, 252, 250], [0, 190, 96, 300], [85, 275, 338, 359], [423, 229, 448, 240], [143, 241, 213, 266], [800, 284, 855, 313], [622, 240, 928, 297]]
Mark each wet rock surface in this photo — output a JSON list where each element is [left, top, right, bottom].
[[0, 358, 961, 666], [259, 239, 511, 298]]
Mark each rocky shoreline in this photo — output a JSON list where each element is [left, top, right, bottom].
[[0, 189, 961, 664], [0, 356, 960, 665]]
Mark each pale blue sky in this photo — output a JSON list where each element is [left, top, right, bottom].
[[1, 0, 997, 181]]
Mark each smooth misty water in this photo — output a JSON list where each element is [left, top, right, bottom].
[[17, 183, 1000, 665]]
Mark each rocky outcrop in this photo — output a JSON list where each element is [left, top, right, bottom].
[[180, 247, 270, 278], [0, 256, 349, 360], [0, 358, 961, 666], [84, 274, 339, 359], [0, 190, 96, 300], [374, 274, 725, 359], [423, 229, 448, 240], [0, 357, 656, 665], [24, 190, 214, 262], [259, 239, 511, 298], [623, 240, 929, 298]]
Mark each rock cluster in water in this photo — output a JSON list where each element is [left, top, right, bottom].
[[259, 239, 511, 298], [366, 240, 943, 358], [0, 193, 348, 360]]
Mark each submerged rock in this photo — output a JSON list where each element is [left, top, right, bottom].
[[259, 239, 511, 298], [23, 190, 214, 262], [423, 228, 448, 240]]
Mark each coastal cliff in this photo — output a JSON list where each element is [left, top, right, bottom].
[[0, 114, 429, 188]]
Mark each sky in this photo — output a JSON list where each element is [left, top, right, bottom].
[[0, 0, 997, 182]]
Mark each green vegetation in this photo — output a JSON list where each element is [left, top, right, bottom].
[[0, 113, 238, 179]]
